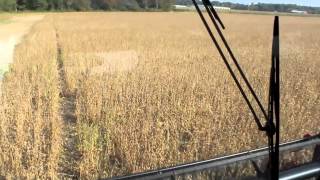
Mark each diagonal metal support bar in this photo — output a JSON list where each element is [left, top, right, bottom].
[[202, 0, 268, 121], [192, 1, 281, 179], [191, 0, 265, 129]]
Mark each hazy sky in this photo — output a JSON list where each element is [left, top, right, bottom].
[[217, 0, 320, 7]]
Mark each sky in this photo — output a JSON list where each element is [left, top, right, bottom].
[[217, 0, 320, 7]]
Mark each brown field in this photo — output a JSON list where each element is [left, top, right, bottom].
[[0, 12, 319, 179]]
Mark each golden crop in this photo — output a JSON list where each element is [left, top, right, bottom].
[[0, 12, 319, 179], [0, 19, 62, 178]]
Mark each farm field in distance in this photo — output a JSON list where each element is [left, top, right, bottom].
[[0, 12, 319, 179]]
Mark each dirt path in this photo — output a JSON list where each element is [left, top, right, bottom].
[[0, 15, 44, 80], [55, 28, 80, 179]]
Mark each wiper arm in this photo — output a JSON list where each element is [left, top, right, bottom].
[[267, 16, 280, 180]]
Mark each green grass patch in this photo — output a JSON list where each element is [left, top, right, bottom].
[[0, 64, 9, 79], [0, 13, 12, 24]]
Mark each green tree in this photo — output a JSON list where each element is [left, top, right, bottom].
[[159, 0, 175, 10], [70, 0, 91, 10], [91, 0, 140, 10], [117, 0, 140, 10], [26, 0, 48, 10], [63, 0, 73, 9], [47, 0, 63, 10], [53, 0, 64, 9], [0, 0, 16, 11], [143, 0, 174, 10], [16, 0, 26, 10]]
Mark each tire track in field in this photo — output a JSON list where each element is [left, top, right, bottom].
[[55, 27, 80, 179]]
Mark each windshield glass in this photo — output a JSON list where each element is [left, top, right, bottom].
[[0, 1, 319, 179]]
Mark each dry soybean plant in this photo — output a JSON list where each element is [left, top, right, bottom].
[[0, 18, 62, 178], [0, 12, 319, 179], [53, 12, 320, 178]]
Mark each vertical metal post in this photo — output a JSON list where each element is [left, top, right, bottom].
[[268, 16, 280, 180]]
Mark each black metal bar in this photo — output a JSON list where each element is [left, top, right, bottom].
[[195, 1, 281, 178], [191, 0, 264, 129], [103, 135, 320, 180], [202, 0, 225, 29], [202, 0, 269, 122], [266, 16, 280, 180], [274, 15, 280, 180], [279, 162, 320, 180]]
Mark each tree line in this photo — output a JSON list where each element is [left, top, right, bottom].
[[247, 3, 320, 14], [175, 0, 320, 14], [0, 0, 176, 11], [1, 0, 319, 14], [211, 1, 320, 14]]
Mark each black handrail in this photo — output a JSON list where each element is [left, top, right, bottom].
[[103, 135, 320, 180]]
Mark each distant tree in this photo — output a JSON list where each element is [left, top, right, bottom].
[[25, 0, 35, 9], [135, 0, 144, 8], [159, 0, 175, 10], [144, 0, 174, 10], [71, 0, 91, 10], [103, 0, 174, 11], [16, 0, 26, 10], [47, 0, 63, 10], [26, 0, 48, 10], [10, 0, 320, 13], [91, 0, 140, 10], [142, 0, 149, 9], [46, 0, 54, 9], [117, 0, 140, 10], [0, 0, 16, 11], [91, 0, 106, 9], [175, 0, 192, 5], [63, 0, 73, 9], [53, 0, 64, 10]]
